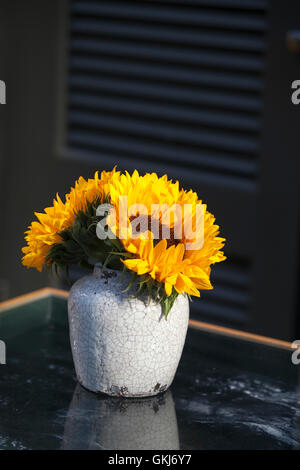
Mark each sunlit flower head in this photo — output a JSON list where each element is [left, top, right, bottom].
[[22, 168, 119, 271], [22, 168, 226, 314], [106, 170, 226, 297]]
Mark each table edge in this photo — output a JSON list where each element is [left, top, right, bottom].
[[0, 288, 297, 351]]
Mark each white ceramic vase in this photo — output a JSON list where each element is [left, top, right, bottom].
[[68, 264, 189, 397]]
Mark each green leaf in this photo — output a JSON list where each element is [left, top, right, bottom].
[[122, 271, 138, 293], [161, 290, 179, 320]]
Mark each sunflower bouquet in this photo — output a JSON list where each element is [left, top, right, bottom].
[[22, 168, 226, 317]]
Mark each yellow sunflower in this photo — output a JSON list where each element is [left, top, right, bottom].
[[107, 170, 226, 298], [22, 168, 225, 306], [22, 168, 119, 271]]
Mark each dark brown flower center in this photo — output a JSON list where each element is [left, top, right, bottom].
[[129, 215, 179, 248]]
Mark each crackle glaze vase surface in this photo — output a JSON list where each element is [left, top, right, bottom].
[[68, 264, 189, 397]]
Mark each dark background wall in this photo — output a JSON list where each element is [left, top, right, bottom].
[[0, 0, 299, 340]]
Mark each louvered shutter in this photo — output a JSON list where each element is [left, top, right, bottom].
[[67, 0, 265, 184]]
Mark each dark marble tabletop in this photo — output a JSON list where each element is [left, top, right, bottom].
[[0, 292, 299, 450]]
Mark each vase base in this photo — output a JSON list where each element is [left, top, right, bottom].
[[77, 379, 170, 398]]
